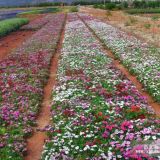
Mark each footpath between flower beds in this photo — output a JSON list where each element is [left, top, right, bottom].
[[0, 14, 65, 160], [41, 13, 160, 160]]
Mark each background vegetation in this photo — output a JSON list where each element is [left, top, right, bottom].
[[0, 18, 29, 37]]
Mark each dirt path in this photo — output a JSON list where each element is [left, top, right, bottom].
[[0, 30, 34, 60], [78, 14, 160, 116], [24, 15, 66, 160]]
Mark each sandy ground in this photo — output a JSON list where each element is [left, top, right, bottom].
[[80, 7, 160, 47]]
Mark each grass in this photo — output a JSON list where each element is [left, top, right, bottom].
[[0, 18, 29, 37], [126, 8, 160, 14], [18, 7, 60, 15]]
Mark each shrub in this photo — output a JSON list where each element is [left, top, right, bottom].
[[106, 10, 112, 20], [144, 23, 151, 29], [129, 16, 137, 24], [93, 4, 99, 8], [18, 8, 60, 15], [122, 2, 128, 8], [124, 21, 131, 26], [105, 3, 116, 10], [70, 7, 78, 12], [126, 8, 160, 14], [0, 18, 29, 37], [72, 1, 103, 5], [132, 0, 160, 8], [151, 15, 159, 21]]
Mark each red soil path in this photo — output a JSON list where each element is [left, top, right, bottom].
[[24, 15, 67, 160], [0, 30, 34, 60], [78, 14, 160, 116]]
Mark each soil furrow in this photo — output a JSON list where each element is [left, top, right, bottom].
[[24, 14, 67, 160], [78, 14, 160, 116], [0, 30, 34, 60]]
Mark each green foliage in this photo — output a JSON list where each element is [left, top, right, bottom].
[[122, 2, 128, 8], [133, 0, 160, 8], [151, 15, 159, 21], [37, 2, 66, 7], [144, 23, 151, 29], [70, 6, 79, 12], [129, 16, 137, 24], [19, 8, 60, 15], [72, 0, 103, 5], [105, 3, 116, 10], [93, 2, 127, 10], [126, 8, 160, 14], [0, 18, 29, 37]]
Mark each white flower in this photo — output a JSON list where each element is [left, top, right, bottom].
[[117, 155, 122, 158], [152, 136, 157, 140], [75, 146, 79, 150], [84, 145, 90, 151]]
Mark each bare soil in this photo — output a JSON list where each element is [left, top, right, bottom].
[[0, 31, 34, 60]]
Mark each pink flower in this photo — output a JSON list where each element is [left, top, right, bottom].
[[121, 121, 133, 131], [102, 131, 109, 138]]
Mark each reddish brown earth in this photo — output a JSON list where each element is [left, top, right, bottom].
[[0, 30, 34, 60], [78, 14, 160, 116], [24, 15, 66, 160], [19, 14, 46, 21]]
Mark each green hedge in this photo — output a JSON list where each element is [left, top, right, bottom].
[[0, 18, 29, 37], [18, 8, 60, 15], [132, 1, 160, 8], [126, 8, 160, 14], [93, 2, 128, 10]]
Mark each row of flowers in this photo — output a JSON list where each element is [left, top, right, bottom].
[[42, 13, 160, 160], [0, 14, 65, 160], [78, 13, 160, 102], [21, 14, 51, 30]]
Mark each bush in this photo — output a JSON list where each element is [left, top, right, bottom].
[[105, 3, 116, 10], [37, 2, 66, 7], [132, 0, 160, 8], [0, 18, 29, 37], [72, 1, 103, 5], [70, 7, 78, 12], [144, 23, 151, 29], [126, 8, 160, 14], [122, 2, 128, 9], [19, 8, 60, 15], [93, 4, 99, 8]]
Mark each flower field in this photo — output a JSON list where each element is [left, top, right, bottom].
[[42, 14, 160, 160], [21, 15, 51, 30], [79, 13, 160, 102], [0, 13, 65, 160]]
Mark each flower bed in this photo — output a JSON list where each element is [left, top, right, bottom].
[[0, 14, 65, 160], [42, 14, 160, 160], [21, 15, 51, 30], [79, 13, 160, 102]]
